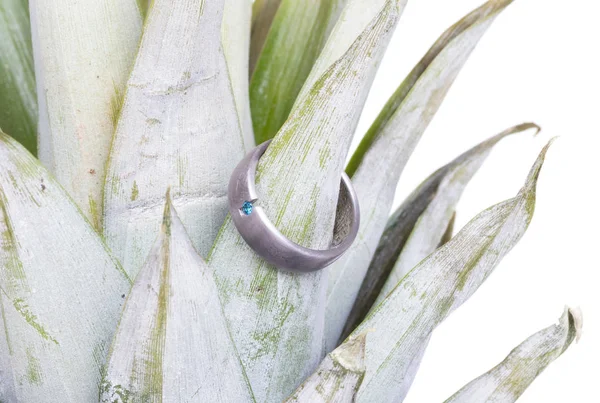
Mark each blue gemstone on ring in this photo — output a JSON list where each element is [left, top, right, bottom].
[[241, 201, 254, 216]]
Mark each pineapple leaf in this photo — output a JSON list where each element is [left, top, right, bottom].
[[347, 141, 553, 402], [223, 0, 255, 151], [346, 0, 517, 177], [445, 307, 582, 403], [325, 0, 517, 353], [103, 0, 247, 279], [101, 193, 255, 403], [284, 333, 367, 403], [0, 0, 37, 155], [0, 131, 131, 402], [250, 0, 282, 73], [209, 3, 402, 402], [250, 0, 348, 144], [340, 123, 540, 342], [297, 0, 407, 103], [30, 0, 142, 229]]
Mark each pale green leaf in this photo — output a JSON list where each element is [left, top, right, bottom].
[[103, 0, 248, 279], [298, 0, 408, 101], [209, 4, 402, 402], [30, 0, 142, 229], [340, 123, 540, 341], [223, 0, 255, 151], [0, 132, 131, 402], [347, 141, 553, 402], [284, 333, 367, 403], [0, 0, 37, 155], [101, 194, 254, 402], [250, 0, 348, 143], [445, 307, 582, 403], [325, 0, 518, 353], [250, 0, 282, 73]]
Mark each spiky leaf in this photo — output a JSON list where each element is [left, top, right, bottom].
[[0, 0, 37, 155], [209, 4, 402, 401], [341, 123, 540, 340], [100, 195, 254, 402], [30, 0, 142, 228], [325, 0, 518, 352], [250, 0, 347, 143], [445, 307, 582, 403], [103, 0, 247, 279], [298, 0, 407, 99], [347, 142, 552, 402], [0, 132, 131, 402], [284, 334, 367, 403]]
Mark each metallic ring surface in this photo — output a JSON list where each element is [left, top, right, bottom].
[[227, 140, 360, 273]]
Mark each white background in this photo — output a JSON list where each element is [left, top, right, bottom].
[[351, 0, 599, 401]]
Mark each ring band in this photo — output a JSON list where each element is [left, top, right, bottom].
[[227, 140, 360, 273]]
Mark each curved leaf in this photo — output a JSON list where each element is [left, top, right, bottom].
[[250, 0, 347, 143], [445, 307, 582, 403], [348, 141, 553, 402], [340, 123, 540, 341], [30, 0, 142, 228], [223, 0, 255, 151], [325, 0, 518, 353], [284, 334, 367, 403], [209, 4, 402, 402], [0, 132, 131, 402], [0, 0, 37, 155], [250, 0, 282, 73], [298, 0, 408, 101], [101, 195, 254, 402], [103, 0, 247, 279]]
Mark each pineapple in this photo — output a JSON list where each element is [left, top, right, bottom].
[[0, 0, 582, 402]]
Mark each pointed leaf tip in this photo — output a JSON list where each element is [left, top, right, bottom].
[[347, 138, 549, 402], [523, 138, 555, 195], [284, 332, 368, 403], [0, 130, 130, 402], [325, 0, 522, 353], [336, 122, 539, 348], [210, 2, 403, 401], [445, 306, 582, 403], [101, 202, 253, 402], [103, 0, 246, 280]]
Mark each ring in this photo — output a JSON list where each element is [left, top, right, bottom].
[[227, 140, 360, 273]]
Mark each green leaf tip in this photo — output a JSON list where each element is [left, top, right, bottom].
[[445, 306, 582, 403], [521, 138, 555, 217], [0, 121, 132, 402], [101, 196, 254, 402], [338, 122, 541, 342], [343, 131, 551, 402], [346, 0, 517, 178], [284, 331, 368, 403]]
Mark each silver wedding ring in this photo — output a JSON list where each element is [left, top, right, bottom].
[[227, 140, 360, 273]]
